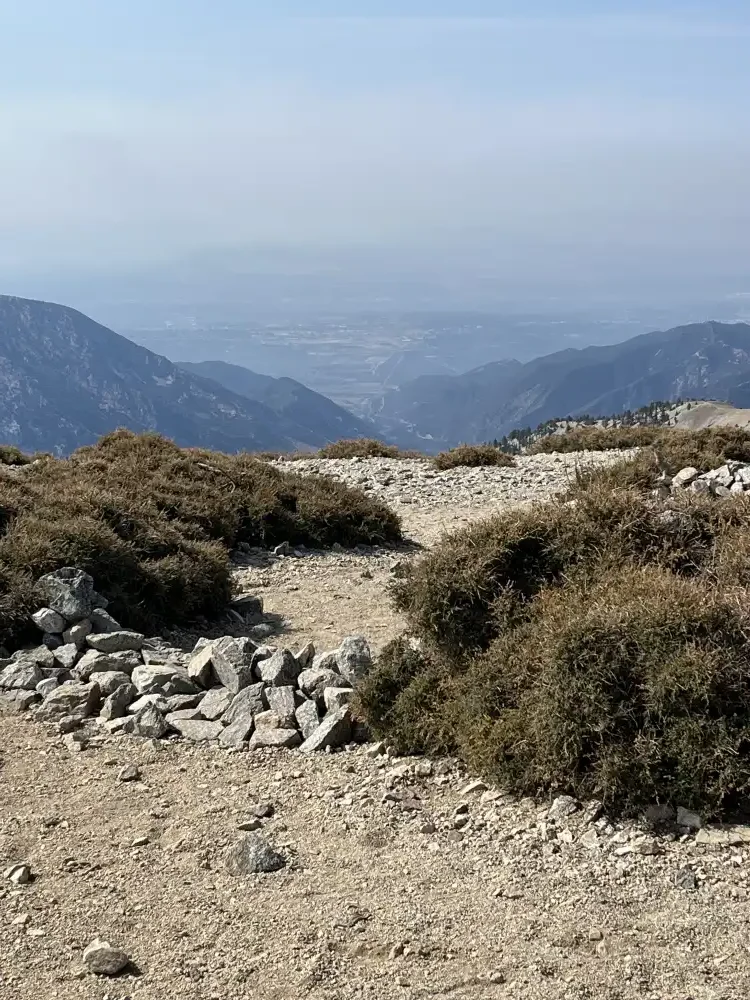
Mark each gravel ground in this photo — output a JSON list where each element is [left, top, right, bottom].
[[3, 719, 750, 1000], [6, 450, 750, 1000], [233, 452, 633, 650]]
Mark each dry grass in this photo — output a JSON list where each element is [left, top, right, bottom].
[[432, 444, 516, 471], [317, 439, 423, 460], [0, 430, 402, 647], [358, 478, 750, 817]]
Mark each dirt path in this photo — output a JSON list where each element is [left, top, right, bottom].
[[234, 452, 631, 651], [232, 502, 501, 652]]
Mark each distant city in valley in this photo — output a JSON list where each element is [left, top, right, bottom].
[[110, 299, 750, 416]]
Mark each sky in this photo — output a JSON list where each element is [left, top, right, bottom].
[[0, 1, 749, 302]]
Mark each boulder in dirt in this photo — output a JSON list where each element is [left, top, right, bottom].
[[225, 833, 286, 875], [323, 687, 354, 713], [199, 687, 233, 721], [295, 699, 320, 740], [100, 683, 137, 721], [297, 667, 350, 701], [36, 677, 59, 699], [187, 641, 214, 687], [221, 683, 267, 726], [92, 671, 133, 698], [52, 643, 79, 671], [265, 686, 297, 728], [0, 661, 44, 691], [87, 631, 144, 654], [131, 702, 168, 739], [63, 620, 92, 648], [90, 608, 123, 633], [257, 648, 302, 687], [83, 938, 130, 976], [295, 641, 315, 669], [336, 636, 372, 684], [31, 608, 66, 634], [131, 664, 178, 694], [248, 727, 301, 750], [35, 681, 100, 721], [169, 718, 224, 742], [219, 712, 255, 748]]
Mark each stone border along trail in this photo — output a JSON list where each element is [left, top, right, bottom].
[[5, 449, 750, 1000]]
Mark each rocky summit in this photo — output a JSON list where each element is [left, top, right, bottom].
[[4, 449, 750, 1000]]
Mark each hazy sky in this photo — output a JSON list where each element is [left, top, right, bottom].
[[1, 2, 749, 297]]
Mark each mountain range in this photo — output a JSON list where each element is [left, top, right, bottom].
[[5, 296, 750, 458], [0, 296, 379, 455], [370, 321, 750, 449]]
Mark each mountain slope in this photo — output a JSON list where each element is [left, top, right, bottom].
[[371, 321, 750, 448], [177, 359, 382, 446], [0, 296, 314, 455]]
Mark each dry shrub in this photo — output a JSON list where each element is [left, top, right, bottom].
[[391, 484, 724, 656], [318, 438, 409, 459], [530, 426, 660, 453], [539, 426, 750, 491], [456, 567, 750, 816], [359, 478, 750, 817], [0, 430, 402, 646], [432, 444, 516, 471]]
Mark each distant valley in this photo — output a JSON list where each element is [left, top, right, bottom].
[[120, 310, 686, 415]]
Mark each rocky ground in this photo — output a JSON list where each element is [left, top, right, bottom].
[[4, 451, 750, 1000]]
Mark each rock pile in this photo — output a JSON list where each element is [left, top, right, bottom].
[[665, 461, 750, 496], [0, 567, 370, 752]]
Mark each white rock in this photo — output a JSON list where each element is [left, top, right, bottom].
[[31, 608, 66, 634], [671, 467, 699, 488], [4, 864, 31, 885], [323, 686, 354, 712]]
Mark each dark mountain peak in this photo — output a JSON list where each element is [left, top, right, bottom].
[[178, 359, 384, 447], [0, 295, 372, 455]]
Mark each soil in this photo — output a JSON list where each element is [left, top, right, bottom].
[[3, 454, 750, 999]]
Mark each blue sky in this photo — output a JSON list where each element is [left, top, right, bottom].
[[0, 2, 748, 294]]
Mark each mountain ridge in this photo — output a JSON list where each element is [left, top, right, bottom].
[[177, 359, 382, 446], [370, 320, 750, 449], [0, 295, 370, 455]]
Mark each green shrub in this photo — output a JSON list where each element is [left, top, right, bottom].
[[0, 430, 402, 646], [530, 425, 661, 453], [432, 444, 516, 470], [318, 438, 402, 459], [360, 477, 750, 817], [0, 445, 33, 466]]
